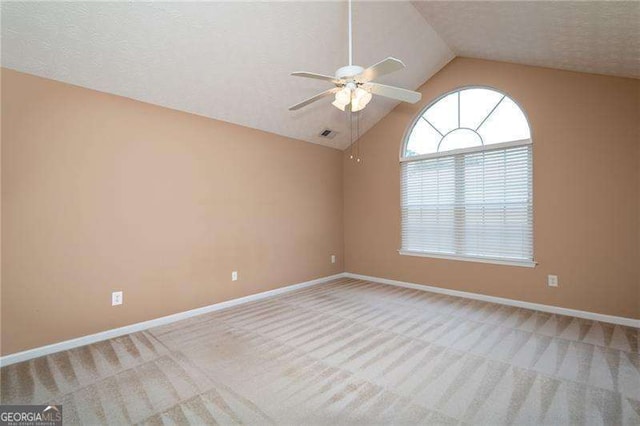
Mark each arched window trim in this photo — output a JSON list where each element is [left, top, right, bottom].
[[399, 85, 533, 163]]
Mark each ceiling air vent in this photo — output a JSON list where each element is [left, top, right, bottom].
[[319, 129, 338, 139]]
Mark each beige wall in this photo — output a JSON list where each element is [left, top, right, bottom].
[[344, 58, 640, 319], [1, 69, 344, 355], [2, 57, 639, 356]]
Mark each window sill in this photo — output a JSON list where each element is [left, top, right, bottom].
[[398, 250, 537, 268]]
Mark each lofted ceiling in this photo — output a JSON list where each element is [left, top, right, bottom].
[[412, 1, 640, 80], [2, 2, 638, 151], [0, 1, 453, 150]]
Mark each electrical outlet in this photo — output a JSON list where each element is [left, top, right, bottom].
[[232, 271, 238, 281], [112, 291, 123, 306], [547, 275, 558, 287], [331, 255, 336, 264]]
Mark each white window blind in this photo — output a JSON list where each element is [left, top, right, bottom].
[[401, 143, 533, 263], [400, 87, 534, 266]]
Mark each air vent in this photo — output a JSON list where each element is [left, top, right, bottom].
[[318, 129, 338, 139]]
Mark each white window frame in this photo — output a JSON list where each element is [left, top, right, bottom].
[[399, 86, 536, 268]]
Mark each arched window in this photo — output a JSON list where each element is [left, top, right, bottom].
[[400, 87, 534, 266]]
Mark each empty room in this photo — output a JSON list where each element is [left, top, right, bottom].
[[1, 1, 639, 424]]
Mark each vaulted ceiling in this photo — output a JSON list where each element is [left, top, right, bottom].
[[0, 2, 453, 150], [412, 1, 640, 80], [2, 2, 638, 150]]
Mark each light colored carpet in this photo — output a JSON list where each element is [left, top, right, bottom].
[[1, 278, 639, 425]]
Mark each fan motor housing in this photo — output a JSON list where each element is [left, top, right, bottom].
[[335, 65, 364, 80]]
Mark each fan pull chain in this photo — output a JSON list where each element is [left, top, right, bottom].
[[349, 110, 354, 160], [356, 110, 361, 163], [347, 109, 363, 164]]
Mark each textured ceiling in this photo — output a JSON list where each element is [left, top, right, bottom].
[[3, 2, 638, 151], [1, 2, 454, 150], [412, 1, 640, 79]]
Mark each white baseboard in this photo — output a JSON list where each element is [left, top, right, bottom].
[[0, 273, 347, 367], [3, 271, 636, 367], [344, 273, 640, 328]]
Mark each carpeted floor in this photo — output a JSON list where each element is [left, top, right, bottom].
[[1, 278, 639, 425]]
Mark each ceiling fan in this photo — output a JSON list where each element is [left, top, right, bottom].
[[289, 0, 421, 112]]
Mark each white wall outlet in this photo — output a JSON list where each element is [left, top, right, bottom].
[[331, 255, 336, 264], [232, 271, 238, 281], [547, 275, 558, 287], [112, 291, 123, 306]]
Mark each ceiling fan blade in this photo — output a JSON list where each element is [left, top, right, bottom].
[[365, 83, 421, 104], [291, 72, 340, 84], [357, 57, 406, 82], [289, 88, 339, 111]]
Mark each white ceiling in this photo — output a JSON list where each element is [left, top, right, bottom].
[[412, 1, 640, 80], [2, 2, 638, 151], [0, 1, 453, 150]]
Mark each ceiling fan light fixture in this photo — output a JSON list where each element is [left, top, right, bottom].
[[335, 87, 351, 104], [332, 86, 352, 111], [332, 99, 347, 111], [351, 87, 372, 112]]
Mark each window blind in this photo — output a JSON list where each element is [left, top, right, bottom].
[[400, 142, 533, 263]]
